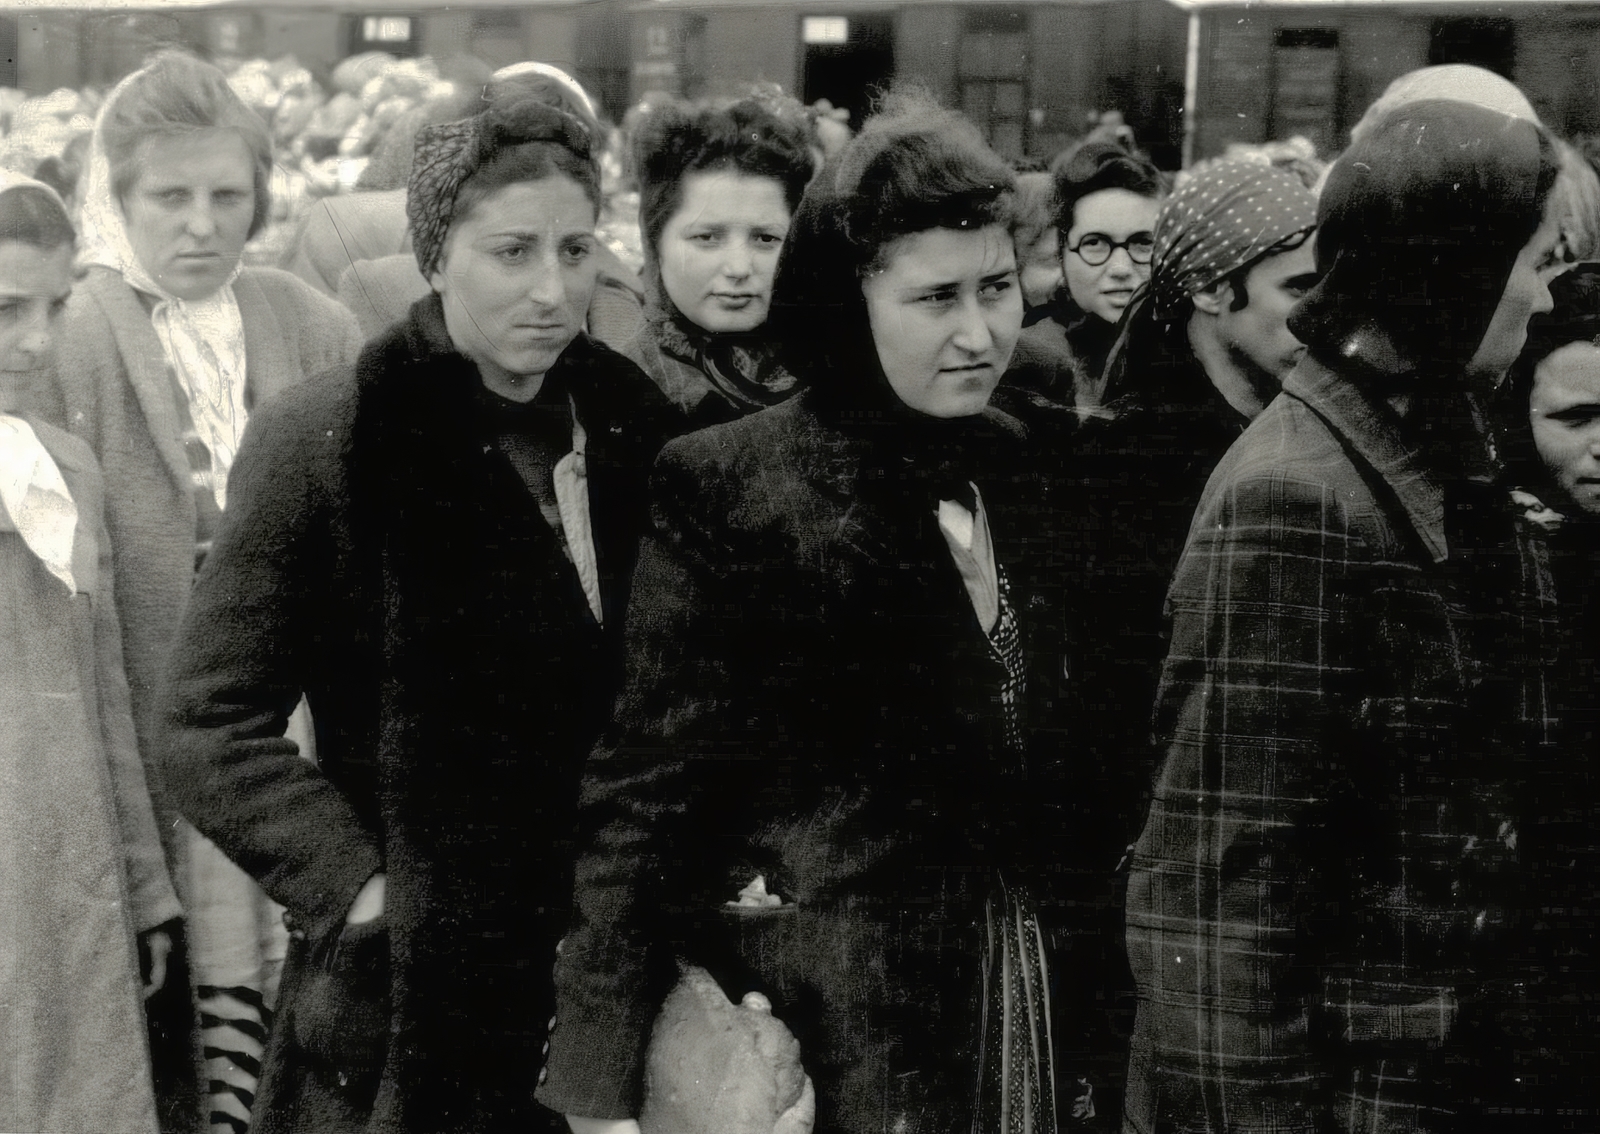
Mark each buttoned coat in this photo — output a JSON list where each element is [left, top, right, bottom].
[[535, 390, 1075, 1133], [1123, 356, 1557, 1133]]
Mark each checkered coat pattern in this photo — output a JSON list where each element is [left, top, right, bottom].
[[1122, 357, 1557, 1134]]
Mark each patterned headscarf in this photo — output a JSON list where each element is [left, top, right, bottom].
[[407, 99, 595, 279], [1148, 158, 1319, 319]]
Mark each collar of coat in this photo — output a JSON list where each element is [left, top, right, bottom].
[[357, 290, 663, 444], [784, 387, 1030, 508], [1281, 353, 1449, 563]]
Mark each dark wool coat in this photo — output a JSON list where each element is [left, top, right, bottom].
[[1010, 335, 1252, 1127], [160, 294, 679, 1134], [1123, 356, 1559, 1134], [1018, 294, 1115, 411], [534, 389, 1076, 1134]]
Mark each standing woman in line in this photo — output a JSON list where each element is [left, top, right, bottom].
[[1123, 100, 1569, 1133], [620, 92, 816, 427], [540, 91, 1074, 1134], [45, 51, 362, 1134], [0, 170, 181, 1134], [160, 83, 678, 1134], [1486, 268, 1600, 1124]]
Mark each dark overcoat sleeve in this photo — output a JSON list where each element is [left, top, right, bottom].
[[160, 377, 383, 946], [536, 434, 758, 1120]]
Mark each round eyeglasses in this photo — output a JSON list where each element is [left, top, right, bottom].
[[1067, 232, 1156, 267]]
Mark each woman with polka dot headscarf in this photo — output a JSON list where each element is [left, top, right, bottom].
[[1032, 160, 1322, 1124]]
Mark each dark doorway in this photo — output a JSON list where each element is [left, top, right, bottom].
[[1429, 17, 1516, 78], [0, 17, 16, 89], [801, 13, 894, 128]]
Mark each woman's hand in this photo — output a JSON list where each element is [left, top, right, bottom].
[[566, 1118, 641, 1134], [345, 873, 386, 925], [138, 926, 173, 999]]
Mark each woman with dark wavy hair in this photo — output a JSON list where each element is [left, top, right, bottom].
[[540, 91, 1072, 1134], [1021, 140, 1164, 410], [619, 91, 816, 427]]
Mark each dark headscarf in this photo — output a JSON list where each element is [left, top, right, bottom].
[[1289, 100, 1560, 489], [768, 96, 1020, 486], [1289, 99, 1559, 384], [1496, 264, 1600, 494], [407, 97, 596, 279], [770, 114, 1015, 405], [1147, 158, 1318, 319]]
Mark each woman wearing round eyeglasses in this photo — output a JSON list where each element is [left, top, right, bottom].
[[1021, 141, 1164, 413]]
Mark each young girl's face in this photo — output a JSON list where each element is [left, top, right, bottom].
[[0, 240, 73, 413]]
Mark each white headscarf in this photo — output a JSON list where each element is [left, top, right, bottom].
[[78, 62, 251, 511], [0, 170, 77, 592]]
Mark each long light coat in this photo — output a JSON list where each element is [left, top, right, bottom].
[[0, 418, 181, 1134]]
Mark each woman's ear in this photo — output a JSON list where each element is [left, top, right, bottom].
[[1191, 280, 1231, 317]]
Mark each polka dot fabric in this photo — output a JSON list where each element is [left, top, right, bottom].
[[1149, 158, 1319, 318]]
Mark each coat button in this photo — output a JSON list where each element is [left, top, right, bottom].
[[548, 1014, 557, 1033], [538, 1067, 548, 1086]]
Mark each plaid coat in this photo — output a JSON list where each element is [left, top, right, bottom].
[[1123, 356, 1557, 1134]]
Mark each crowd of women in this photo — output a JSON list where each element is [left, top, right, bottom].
[[1, 42, 1597, 1134]]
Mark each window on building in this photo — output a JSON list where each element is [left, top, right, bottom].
[[0, 16, 16, 89], [1429, 17, 1516, 78], [349, 14, 418, 57], [958, 9, 1029, 158], [800, 12, 894, 130], [1270, 28, 1340, 155]]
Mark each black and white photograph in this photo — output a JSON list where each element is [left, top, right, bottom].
[[0, 1, 1597, 1132]]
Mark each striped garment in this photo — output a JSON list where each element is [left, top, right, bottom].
[[198, 985, 270, 1134], [975, 874, 1060, 1134]]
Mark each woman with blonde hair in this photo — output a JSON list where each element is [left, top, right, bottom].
[[46, 50, 362, 1133]]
